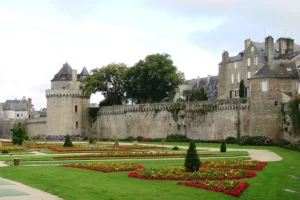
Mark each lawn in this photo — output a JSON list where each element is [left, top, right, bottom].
[[0, 144, 299, 200]]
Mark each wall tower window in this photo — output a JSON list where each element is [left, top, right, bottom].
[[76, 121, 78, 129], [247, 58, 251, 66], [261, 81, 268, 92], [75, 105, 78, 112], [247, 71, 251, 79]]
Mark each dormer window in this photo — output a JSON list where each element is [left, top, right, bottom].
[[61, 74, 66, 79]]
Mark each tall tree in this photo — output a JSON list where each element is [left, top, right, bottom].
[[83, 63, 128, 105], [11, 122, 27, 145], [125, 53, 184, 103], [189, 88, 208, 101], [239, 79, 245, 98]]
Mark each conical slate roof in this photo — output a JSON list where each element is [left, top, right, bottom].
[[51, 62, 73, 81], [80, 67, 90, 76]]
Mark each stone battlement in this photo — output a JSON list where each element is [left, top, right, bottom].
[[98, 101, 250, 116], [45, 89, 88, 98]]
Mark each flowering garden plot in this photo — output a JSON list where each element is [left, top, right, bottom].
[[24, 143, 63, 148], [47, 146, 130, 152], [109, 145, 167, 150], [201, 160, 267, 170], [177, 180, 249, 197], [0, 147, 25, 151], [61, 162, 143, 172], [54, 152, 186, 159], [128, 167, 256, 181]]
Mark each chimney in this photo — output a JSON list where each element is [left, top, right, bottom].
[[27, 98, 32, 110], [222, 51, 229, 66], [245, 38, 251, 50], [287, 38, 294, 51], [72, 70, 77, 81], [265, 36, 274, 62], [197, 76, 200, 88], [277, 38, 289, 55]]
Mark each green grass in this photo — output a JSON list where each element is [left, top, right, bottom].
[[0, 144, 299, 200]]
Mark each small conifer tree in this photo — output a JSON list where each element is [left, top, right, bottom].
[[239, 79, 245, 98], [220, 140, 227, 152], [63, 135, 73, 147], [184, 141, 200, 172]]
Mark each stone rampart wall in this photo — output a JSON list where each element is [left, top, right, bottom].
[[26, 118, 47, 137], [97, 101, 250, 140]]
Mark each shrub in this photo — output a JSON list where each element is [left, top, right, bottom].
[[141, 138, 152, 142], [89, 137, 97, 144], [166, 134, 190, 142], [63, 135, 73, 147], [274, 139, 291, 147], [83, 136, 88, 140], [225, 136, 236, 144], [136, 136, 143, 142], [239, 135, 273, 146], [151, 138, 165, 142], [184, 141, 200, 172], [172, 146, 179, 150], [122, 136, 135, 141], [220, 141, 226, 152], [2, 150, 9, 154]]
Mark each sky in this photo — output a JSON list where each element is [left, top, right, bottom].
[[1, 0, 300, 110]]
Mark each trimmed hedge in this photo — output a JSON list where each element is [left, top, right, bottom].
[[239, 135, 273, 146], [166, 134, 190, 142]]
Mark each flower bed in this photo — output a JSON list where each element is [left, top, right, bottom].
[[54, 152, 186, 159], [177, 180, 248, 197], [201, 160, 267, 170], [108, 145, 166, 150], [48, 146, 130, 152], [61, 162, 143, 172], [128, 166, 256, 181], [0, 147, 25, 151]]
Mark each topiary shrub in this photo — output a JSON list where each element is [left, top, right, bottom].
[[172, 146, 179, 150], [220, 140, 226, 152], [63, 135, 73, 147], [225, 136, 236, 144], [2, 150, 9, 154], [184, 141, 200, 172], [89, 137, 97, 144]]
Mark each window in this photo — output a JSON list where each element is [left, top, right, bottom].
[[251, 47, 254, 52], [76, 121, 78, 129], [17, 114, 19, 117], [62, 87, 65, 89], [255, 56, 258, 65], [234, 63, 237, 69], [247, 58, 251, 66], [247, 71, 251, 79], [75, 105, 78, 112], [229, 90, 234, 99], [20, 114, 23, 117], [235, 90, 239, 98], [231, 74, 234, 83], [296, 82, 299, 89], [274, 101, 279, 106], [261, 81, 268, 92], [61, 74, 65, 79], [237, 73, 240, 83]]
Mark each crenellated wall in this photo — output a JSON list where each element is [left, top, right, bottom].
[[97, 101, 250, 140], [26, 118, 46, 137]]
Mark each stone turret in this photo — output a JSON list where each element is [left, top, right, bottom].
[[46, 63, 90, 136]]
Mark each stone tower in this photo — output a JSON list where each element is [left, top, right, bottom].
[[46, 63, 90, 136]]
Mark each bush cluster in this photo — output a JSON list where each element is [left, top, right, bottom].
[[172, 146, 179, 150], [275, 139, 300, 152], [2, 150, 9, 154], [225, 136, 236, 144], [239, 135, 273, 146], [166, 134, 190, 142]]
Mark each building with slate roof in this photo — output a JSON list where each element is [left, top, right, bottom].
[[0, 97, 33, 119], [218, 36, 300, 100], [45, 63, 90, 136]]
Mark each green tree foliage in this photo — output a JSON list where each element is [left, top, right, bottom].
[[11, 122, 27, 145], [220, 140, 227, 152], [83, 63, 128, 105], [125, 53, 184, 103], [63, 135, 73, 147], [239, 79, 245, 98], [191, 88, 208, 101], [184, 141, 201, 172]]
